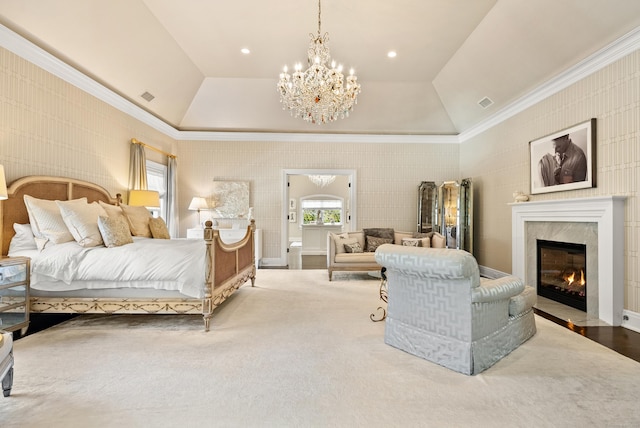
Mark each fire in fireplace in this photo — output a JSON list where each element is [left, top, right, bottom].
[[536, 239, 587, 311]]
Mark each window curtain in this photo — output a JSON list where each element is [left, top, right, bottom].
[[128, 143, 148, 191], [166, 156, 179, 237]]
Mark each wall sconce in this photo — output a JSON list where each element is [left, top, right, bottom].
[[0, 165, 7, 200], [128, 189, 160, 209], [188, 197, 209, 228]]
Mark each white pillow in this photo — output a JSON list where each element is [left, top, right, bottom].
[[57, 199, 108, 247], [24, 195, 78, 248], [8, 223, 37, 254]]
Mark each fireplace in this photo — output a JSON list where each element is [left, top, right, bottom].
[[511, 196, 626, 326], [537, 239, 586, 311]]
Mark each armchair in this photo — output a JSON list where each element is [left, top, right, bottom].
[[375, 244, 536, 375]]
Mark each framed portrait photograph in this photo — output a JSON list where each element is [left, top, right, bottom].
[[529, 119, 596, 195]]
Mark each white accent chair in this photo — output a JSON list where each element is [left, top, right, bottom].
[[1, 330, 14, 397], [375, 244, 537, 375]]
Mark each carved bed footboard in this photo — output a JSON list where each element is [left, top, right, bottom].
[[202, 219, 256, 331]]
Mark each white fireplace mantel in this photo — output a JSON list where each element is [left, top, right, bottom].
[[511, 196, 626, 326]]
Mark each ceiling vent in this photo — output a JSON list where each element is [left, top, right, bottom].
[[478, 96, 493, 109], [140, 91, 155, 102]]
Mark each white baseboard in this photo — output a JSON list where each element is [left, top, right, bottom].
[[479, 265, 509, 279], [621, 310, 640, 333]]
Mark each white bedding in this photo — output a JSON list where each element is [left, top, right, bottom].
[[10, 238, 207, 298]]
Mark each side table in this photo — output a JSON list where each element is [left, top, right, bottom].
[[0, 256, 31, 336]]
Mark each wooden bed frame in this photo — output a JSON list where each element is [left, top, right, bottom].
[[0, 175, 256, 331]]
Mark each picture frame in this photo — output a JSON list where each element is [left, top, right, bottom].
[[529, 119, 596, 195], [289, 198, 296, 210], [289, 211, 297, 223]]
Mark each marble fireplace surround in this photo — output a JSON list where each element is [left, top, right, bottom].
[[511, 196, 626, 326]]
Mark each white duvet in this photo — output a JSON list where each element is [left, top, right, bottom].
[[17, 238, 207, 298]]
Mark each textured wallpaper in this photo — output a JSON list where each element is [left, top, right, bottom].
[[460, 50, 640, 311], [0, 47, 175, 196]]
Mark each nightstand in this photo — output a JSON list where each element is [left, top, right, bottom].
[[0, 257, 31, 335], [186, 228, 205, 239]]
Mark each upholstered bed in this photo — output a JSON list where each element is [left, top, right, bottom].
[[0, 175, 256, 331]]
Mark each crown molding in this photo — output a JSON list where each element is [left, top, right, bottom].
[[459, 25, 640, 142], [2, 23, 639, 145], [0, 24, 181, 140], [176, 131, 459, 144]]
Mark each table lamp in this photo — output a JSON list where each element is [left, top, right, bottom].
[[0, 165, 7, 200], [128, 189, 160, 208], [188, 197, 209, 228]]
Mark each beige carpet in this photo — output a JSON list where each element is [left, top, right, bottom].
[[2, 269, 640, 427]]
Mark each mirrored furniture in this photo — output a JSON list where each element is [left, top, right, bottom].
[[0, 256, 30, 335], [417, 179, 473, 254], [417, 181, 437, 234]]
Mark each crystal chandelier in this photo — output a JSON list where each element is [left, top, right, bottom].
[[308, 175, 336, 187], [277, 0, 361, 124]]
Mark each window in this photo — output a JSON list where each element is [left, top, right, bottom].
[[146, 160, 167, 219], [301, 197, 343, 225]]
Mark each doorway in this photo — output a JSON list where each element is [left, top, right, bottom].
[[282, 169, 357, 267]]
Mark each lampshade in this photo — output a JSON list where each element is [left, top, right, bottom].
[[128, 189, 160, 208], [188, 197, 209, 211], [0, 165, 7, 200]]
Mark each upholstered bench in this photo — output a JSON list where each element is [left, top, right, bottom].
[[0, 330, 14, 397]]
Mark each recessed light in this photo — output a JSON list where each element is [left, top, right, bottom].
[[241, 48, 251, 54], [387, 51, 397, 58]]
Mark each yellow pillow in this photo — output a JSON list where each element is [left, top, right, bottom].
[[149, 217, 170, 239], [120, 204, 152, 237]]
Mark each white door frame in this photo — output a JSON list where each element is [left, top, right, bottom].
[[281, 169, 357, 266]]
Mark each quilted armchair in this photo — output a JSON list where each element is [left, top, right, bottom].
[[375, 244, 536, 375]]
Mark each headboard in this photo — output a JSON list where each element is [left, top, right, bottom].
[[1, 176, 121, 256]]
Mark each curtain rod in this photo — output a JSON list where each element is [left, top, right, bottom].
[[131, 138, 177, 159]]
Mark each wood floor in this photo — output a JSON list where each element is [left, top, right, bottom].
[[534, 308, 640, 363]]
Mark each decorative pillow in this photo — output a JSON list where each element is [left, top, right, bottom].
[[119, 204, 152, 237], [149, 217, 170, 239], [24, 195, 78, 248], [8, 223, 37, 254], [366, 236, 394, 252], [57, 200, 108, 247], [335, 237, 359, 254], [344, 242, 363, 253], [413, 231, 434, 239], [333, 233, 355, 255], [98, 216, 134, 248], [401, 238, 421, 247], [99, 200, 126, 220], [431, 233, 446, 248], [420, 237, 431, 248], [394, 231, 413, 245], [363, 228, 395, 240]]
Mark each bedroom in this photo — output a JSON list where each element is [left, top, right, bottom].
[[1, 2, 640, 327]]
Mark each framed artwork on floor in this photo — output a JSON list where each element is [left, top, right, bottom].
[[529, 119, 596, 195]]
